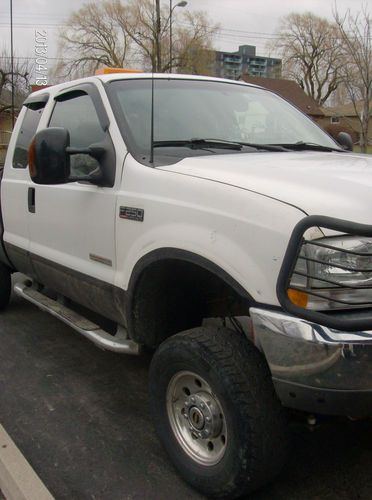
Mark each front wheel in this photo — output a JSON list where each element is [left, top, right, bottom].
[[149, 327, 288, 499]]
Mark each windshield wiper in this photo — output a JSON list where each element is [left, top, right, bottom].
[[273, 141, 344, 153], [153, 139, 242, 150], [237, 141, 288, 152], [153, 138, 287, 152]]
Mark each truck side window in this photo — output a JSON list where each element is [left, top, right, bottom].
[[12, 106, 44, 168], [49, 93, 105, 176]]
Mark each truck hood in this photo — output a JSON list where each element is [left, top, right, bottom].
[[160, 151, 372, 225]]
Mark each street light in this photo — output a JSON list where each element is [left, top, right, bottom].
[[169, 0, 187, 73]]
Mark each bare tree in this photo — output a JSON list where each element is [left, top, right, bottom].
[[57, 0, 218, 76], [335, 6, 371, 153], [119, 0, 168, 71], [56, 0, 133, 78], [273, 13, 344, 106], [176, 11, 217, 75], [122, 0, 218, 73], [0, 47, 30, 116]]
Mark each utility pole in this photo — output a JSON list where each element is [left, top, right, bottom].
[[169, 0, 173, 73], [155, 0, 161, 72], [10, 0, 15, 128]]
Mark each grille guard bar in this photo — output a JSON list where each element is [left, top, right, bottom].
[[276, 215, 372, 332]]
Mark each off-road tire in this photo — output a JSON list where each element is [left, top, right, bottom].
[[149, 326, 288, 499]]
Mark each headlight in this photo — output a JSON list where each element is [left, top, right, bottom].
[[290, 236, 372, 310]]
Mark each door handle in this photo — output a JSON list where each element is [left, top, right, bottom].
[[28, 187, 35, 213]]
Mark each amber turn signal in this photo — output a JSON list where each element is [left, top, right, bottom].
[[287, 288, 308, 308]]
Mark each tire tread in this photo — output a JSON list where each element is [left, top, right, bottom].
[[150, 326, 288, 498]]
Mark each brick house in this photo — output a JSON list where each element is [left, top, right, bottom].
[[239, 75, 324, 121], [318, 101, 372, 146]]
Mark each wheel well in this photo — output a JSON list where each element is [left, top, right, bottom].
[[128, 257, 252, 348]]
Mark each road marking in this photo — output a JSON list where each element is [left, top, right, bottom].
[[0, 424, 54, 500]]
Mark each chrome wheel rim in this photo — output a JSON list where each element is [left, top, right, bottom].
[[166, 370, 227, 466]]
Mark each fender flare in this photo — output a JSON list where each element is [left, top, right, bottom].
[[125, 247, 255, 339]]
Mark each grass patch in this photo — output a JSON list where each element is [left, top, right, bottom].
[[353, 145, 372, 154]]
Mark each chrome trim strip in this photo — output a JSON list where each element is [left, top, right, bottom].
[[250, 307, 372, 345], [89, 253, 113, 267]]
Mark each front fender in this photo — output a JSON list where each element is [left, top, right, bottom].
[[115, 155, 307, 306]]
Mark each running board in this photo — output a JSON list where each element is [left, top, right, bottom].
[[14, 280, 141, 355]]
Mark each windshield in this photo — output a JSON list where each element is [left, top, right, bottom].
[[107, 78, 340, 164]]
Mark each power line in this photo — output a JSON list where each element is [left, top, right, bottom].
[[0, 56, 72, 61], [0, 19, 281, 39], [1, 18, 368, 46], [1, 18, 368, 40], [0, 22, 62, 28]]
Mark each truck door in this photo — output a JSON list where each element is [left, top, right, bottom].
[[1, 95, 48, 276], [28, 84, 120, 320]]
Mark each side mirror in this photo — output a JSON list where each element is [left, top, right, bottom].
[[28, 128, 106, 185], [337, 132, 353, 152], [28, 127, 71, 184]]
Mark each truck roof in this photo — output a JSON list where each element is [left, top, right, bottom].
[[28, 72, 260, 100]]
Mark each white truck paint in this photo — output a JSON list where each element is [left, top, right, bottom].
[[1, 72, 372, 499]]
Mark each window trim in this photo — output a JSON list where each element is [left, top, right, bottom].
[[53, 83, 110, 131], [23, 92, 49, 110]]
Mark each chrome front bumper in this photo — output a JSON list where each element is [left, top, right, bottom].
[[250, 307, 372, 417]]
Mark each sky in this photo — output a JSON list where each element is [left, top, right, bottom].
[[0, 0, 366, 81]]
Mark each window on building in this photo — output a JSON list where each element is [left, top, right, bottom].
[[331, 116, 340, 124]]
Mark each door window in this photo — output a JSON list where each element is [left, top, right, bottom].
[[12, 106, 45, 168], [49, 93, 105, 176]]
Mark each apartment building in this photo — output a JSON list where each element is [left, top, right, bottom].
[[215, 45, 281, 81]]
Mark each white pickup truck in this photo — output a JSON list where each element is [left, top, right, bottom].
[[1, 71, 371, 499]]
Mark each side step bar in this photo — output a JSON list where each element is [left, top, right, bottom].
[[14, 280, 141, 355]]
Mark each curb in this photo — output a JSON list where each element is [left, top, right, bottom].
[[0, 424, 54, 500]]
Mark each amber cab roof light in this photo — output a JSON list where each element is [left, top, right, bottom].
[[95, 67, 143, 75]]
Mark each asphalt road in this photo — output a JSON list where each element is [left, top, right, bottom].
[[0, 277, 371, 499]]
